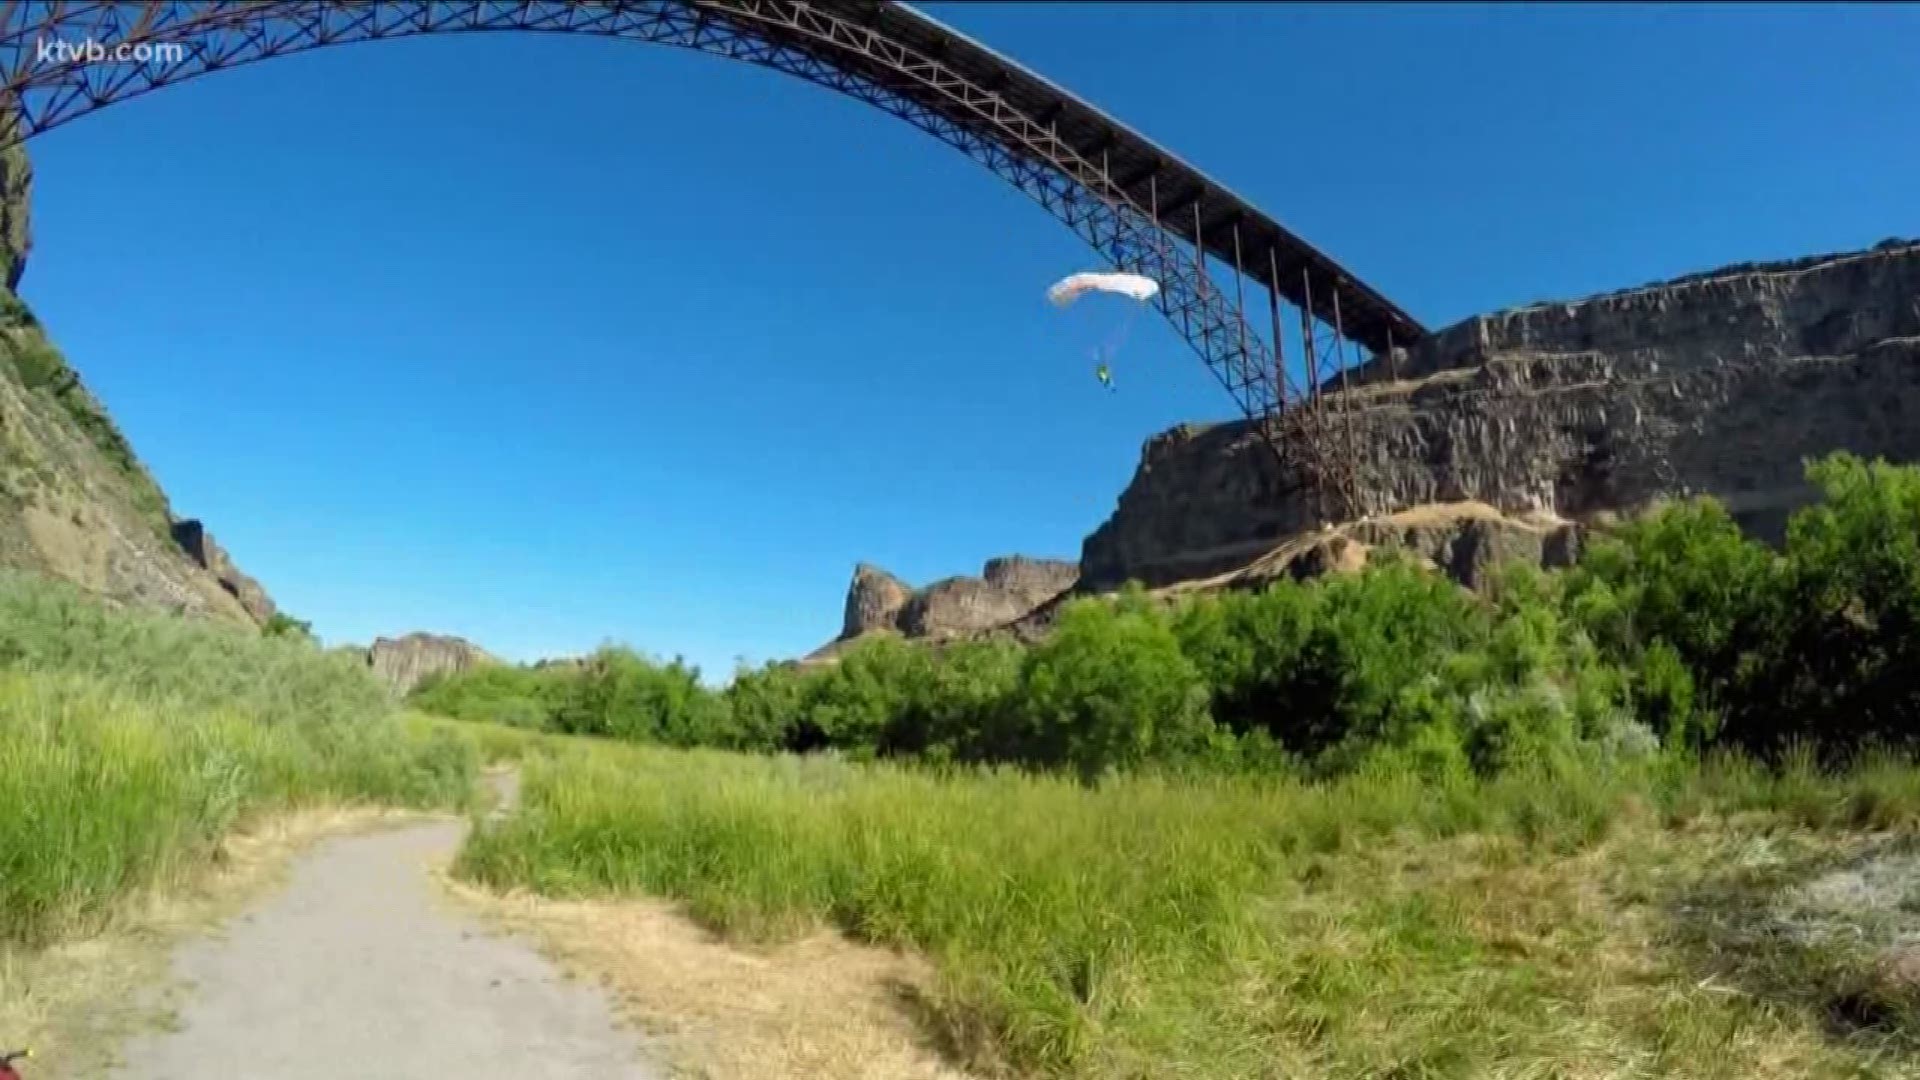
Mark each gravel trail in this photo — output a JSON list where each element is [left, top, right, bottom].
[[109, 795, 657, 1079]]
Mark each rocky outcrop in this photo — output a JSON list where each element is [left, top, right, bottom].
[[170, 519, 276, 624], [831, 555, 1078, 646], [1361, 237, 1920, 386], [1085, 239, 1920, 590], [842, 563, 913, 638], [366, 632, 496, 695], [982, 556, 1081, 605]]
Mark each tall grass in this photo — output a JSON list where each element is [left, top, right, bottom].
[[458, 736, 1920, 1078], [0, 573, 477, 946], [0, 570, 388, 730]]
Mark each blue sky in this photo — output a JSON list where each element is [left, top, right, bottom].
[[17, 3, 1918, 677]]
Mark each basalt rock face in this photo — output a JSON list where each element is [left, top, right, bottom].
[[842, 563, 913, 638], [1083, 239, 1920, 591], [833, 556, 1078, 645], [982, 555, 1082, 604], [1080, 422, 1302, 592], [366, 632, 496, 695], [170, 519, 277, 625]]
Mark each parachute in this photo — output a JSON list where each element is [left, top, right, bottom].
[[1047, 271, 1160, 308], [1047, 271, 1159, 392]]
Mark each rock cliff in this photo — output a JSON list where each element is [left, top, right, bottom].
[[170, 519, 277, 625], [1084, 239, 1920, 590], [366, 632, 497, 695], [842, 563, 914, 638], [824, 555, 1078, 652]]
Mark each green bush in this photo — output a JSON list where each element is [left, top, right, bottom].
[[411, 664, 570, 731], [1566, 455, 1920, 757], [4, 333, 67, 392], [0, 570, 391, 733], [1171, 580, 1316, 737], [1563, 495, 1778, 735], [1749, 454, 1920, 751], [1281, 559, 1494, 760], [262, 611, 315, 642], [1012, 592, 1216, 779], [414, 646, 736, 749], [790, 635, 931, 754], [722, 661, 810, 752], [552, 647, 729, 747], [885, 636, 1024, 763]]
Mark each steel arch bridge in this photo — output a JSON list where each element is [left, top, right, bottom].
[[0, 0, 1426, 512]]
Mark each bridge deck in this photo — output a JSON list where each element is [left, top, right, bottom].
[[788, 0, 1427, 354]]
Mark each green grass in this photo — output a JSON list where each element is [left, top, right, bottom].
[[407, 709, 605, 765], [456, 728, 1920, 1079], [0, 573, 478, 947]]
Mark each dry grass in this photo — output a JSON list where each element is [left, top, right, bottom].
[[447, 738, 970, 1079], [0, 809, 436, 1078], [442, 880, 977, 1080]]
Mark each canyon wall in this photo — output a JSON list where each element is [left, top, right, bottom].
[[1082, 240, 1920, 590]]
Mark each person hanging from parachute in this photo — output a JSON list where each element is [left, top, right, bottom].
[[1046, 270, 1159, 394]]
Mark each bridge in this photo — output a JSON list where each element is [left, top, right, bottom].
[[0, 0, 1426, 511]]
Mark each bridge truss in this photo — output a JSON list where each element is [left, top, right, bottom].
[[0, 0, 1426, 519]]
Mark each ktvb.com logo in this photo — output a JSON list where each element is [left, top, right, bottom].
[[33, 35, 188, 67]]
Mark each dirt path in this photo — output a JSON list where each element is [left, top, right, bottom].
[[107, 799, 659, 1079]]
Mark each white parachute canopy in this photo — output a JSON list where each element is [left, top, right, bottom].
[[1046, 271, 1160, 308]]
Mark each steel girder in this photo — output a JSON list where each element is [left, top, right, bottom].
[[0, 0, 1358, 468]]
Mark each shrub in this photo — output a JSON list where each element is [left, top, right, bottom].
[[411, 664, 571, 731], [1565, 455, 1920, 758], [1172, 581, 1316, 738], [899, 636, 1024, 763], [1563, 495, 1778, 724], [1749, 454, 1920, 751], [1280, 559, 1493, 759], [550, 646, 729, 746], [262, 611, 315, 641], [0, 570, 391, 733], [1012, 593, 1215, 779], [791, 635, 931, 754], [722, 661, 811, 751]]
